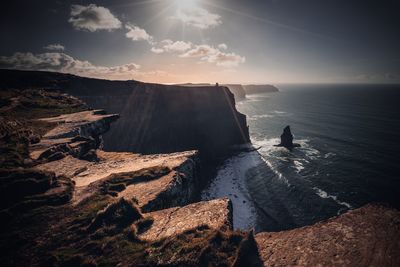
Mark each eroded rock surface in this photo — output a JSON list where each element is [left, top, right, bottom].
[[37, 150, 199, 211], [255, 204, 400, 267], [30, 110, 119, 161], [139, 198, 232, 241]]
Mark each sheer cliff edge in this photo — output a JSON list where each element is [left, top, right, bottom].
[[0, 69, 250, 157]]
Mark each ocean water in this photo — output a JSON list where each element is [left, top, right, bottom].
[[202, 84, 400, 232]]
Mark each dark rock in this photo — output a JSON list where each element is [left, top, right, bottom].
[[0, 169, 54, 208], [46, 151, 66, 162], [38, 144, 71, 161], [80, 149, 99, 162], [275, 126, 301, 151], [28, 134, 41, 144]]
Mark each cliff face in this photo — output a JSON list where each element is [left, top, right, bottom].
[[224, 84, 246, 100], [1, 90, 259, 266], [178, 83, 246, 101], [0, 69, 250, 157], [80, 83, 250, 156], [243, 84, 279, 94]]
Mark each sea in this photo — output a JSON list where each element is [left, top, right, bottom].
[[201, 84, 400, 232]]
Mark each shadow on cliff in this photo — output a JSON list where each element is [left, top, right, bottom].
[[0, 69, 250, 159]]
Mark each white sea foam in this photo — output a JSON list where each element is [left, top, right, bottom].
[[293, 160, 305, 173], [201, 152, 259, 230], [248, 110, 290, 121], [251, 137, 292, 185], [273, 110, 287, 114], [313, 187, 352, 210], [296, 139, 321, 159], [248, 114, 275, 121], [324, 152, 336, 159]]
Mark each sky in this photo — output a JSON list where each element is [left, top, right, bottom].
[[1, 0, 400, 84]]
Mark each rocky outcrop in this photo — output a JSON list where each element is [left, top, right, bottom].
[[243, 84, 279, 95], [275, 125, 301, 151], [37, 150, 201, 212], [0, 70, 250, 157], [139, 198, 232, 241], [255, 204, 400, 267], [30, 110, 119, 162]]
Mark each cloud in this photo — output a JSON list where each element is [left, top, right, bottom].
[[69, 4, 121, 32], [207, 52, 245, 67], [218, 43, 228, 50], [180, 45, 219, 58], [151, 40, 192, 54], [44, 44, 65, 51], [151, 47, 164, 54], [125, 24, 153, 44], [0, 52, 141, 79], [180, 44, 245, 67], [173, 7, 222, 29]]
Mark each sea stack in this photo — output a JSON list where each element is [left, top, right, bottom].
[[276, 126, 301, 151]]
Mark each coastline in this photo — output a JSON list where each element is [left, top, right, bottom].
[[0, 71, 399, 266]]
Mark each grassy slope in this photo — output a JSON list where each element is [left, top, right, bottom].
[[0, 89, 87, 168]]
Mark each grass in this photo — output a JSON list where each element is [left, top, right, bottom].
[[2, 184, 261, 267], [0, 89, 87, 168]]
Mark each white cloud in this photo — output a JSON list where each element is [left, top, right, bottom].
[[207, 52, 245, 67], [173, 7, 222, 29], [151, 47, 165, 54], [44, 44, 65, 51], [180, 44, 245, 67], [0, 52, 141, 79], [218, 43, 228, 50], [125, 24, 154, 44], [69, 4, 121, 32], [179, 45, 219, 58], [151, 39, 192, 54]]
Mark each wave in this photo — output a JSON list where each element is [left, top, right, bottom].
[[248, 110, 291, 121], [324, 152, 336, 159], [293, 160, 305, 173], [273, 110, 287, 114], [313, 187, 352, 211]]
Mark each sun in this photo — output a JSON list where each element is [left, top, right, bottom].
[[175, 0, 199, 8]]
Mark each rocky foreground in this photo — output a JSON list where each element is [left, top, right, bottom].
[[0, 88, 399, 266]]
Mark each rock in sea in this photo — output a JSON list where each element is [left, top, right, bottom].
[[275, 126, 301, 151]]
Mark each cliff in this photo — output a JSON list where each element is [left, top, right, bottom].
[[178, 83, 246, 101], [1, 86, 400, 266], [224, 84, 246, 100], [243, 84, 279, 94], [0, 89, 261, 266], [0, 69, 250, 157]]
